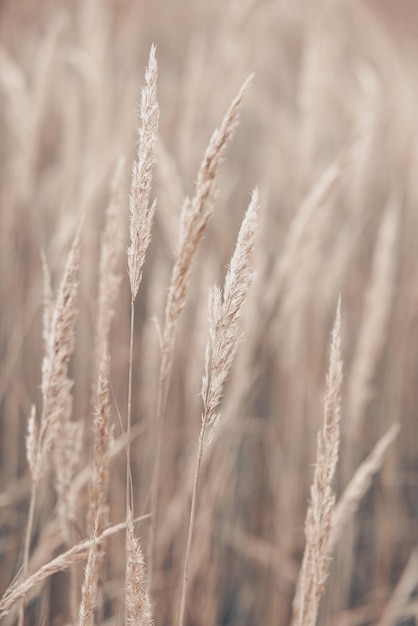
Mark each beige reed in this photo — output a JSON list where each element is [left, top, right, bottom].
[[149, 75, 253, 583], [178, 189, 259, 626], [20, 224, 83, 626], [125, 43, 159, 625], [293, 298, 343, 626], [78, 517, 99, 626], [0, 516, 150, 620], [125, 507, 153, 626]]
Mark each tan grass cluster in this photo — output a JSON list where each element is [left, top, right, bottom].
[[0, 3, 415, 626]]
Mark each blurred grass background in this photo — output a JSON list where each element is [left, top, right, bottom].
[[0, 1, 418, 624]]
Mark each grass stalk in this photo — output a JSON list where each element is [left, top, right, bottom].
[[177, 190, 258, 626], [148, 76, 252, 587], [126, 300, 135, 518], [178, 431, 205, 626], [18, 479, 37, 626], [125, 43, 158, 620]]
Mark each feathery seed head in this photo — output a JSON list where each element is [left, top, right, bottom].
[[128, 45, 159, 302]]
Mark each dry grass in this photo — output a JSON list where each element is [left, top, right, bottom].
[[178, 189, 259, 626], [0, 2, 417, 626], [149, 75, 252, 582], [293, 299, 343, 626]]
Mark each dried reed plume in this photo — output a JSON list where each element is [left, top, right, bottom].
[[347, 206, 399, 437], [125, 508, 153, 626], [0, 516, 150, 620], [162, 75, 253, 378], [125, 44, 158, 625], [331, 422, 400, 550], [149, 75, 252, 580], [178, 189, 259, 626], [81, 354, 111, 621], [53, 410, 83, 544], [126, 46, 159, 509], [38, 225, 82, 484], [94, 158, 125, 381], [88, 160, 124, 536], [78, 517, 99, 626], [20, 225, 82, 626], [127, 45, 159, 303], [293, 298, 343, 626], [88, 355, 112, 534]]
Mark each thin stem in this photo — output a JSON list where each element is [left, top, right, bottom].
[[126, 300, 135, 516], [148, 359, 171, 589], [178, 426, 206, 626], [125, 300, 135, 626], [18, 479, 37, 626]]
